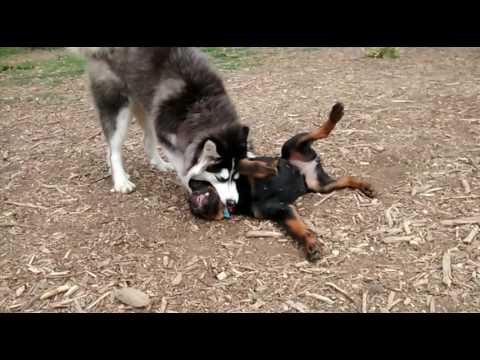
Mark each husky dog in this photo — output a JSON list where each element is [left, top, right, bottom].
[[68, 47, 251, 206]]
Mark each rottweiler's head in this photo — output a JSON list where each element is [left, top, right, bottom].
[[188, 159, 278, 220], [188, 180, 225, 221]]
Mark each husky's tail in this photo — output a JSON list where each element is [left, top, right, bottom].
[[66, 47, 110, 58]]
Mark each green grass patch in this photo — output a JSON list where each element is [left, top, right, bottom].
[[365, 47, 400, 59], [0, 47, 31, 58], [201, 47, 258, 70], [0, 52, 86, 86], [1, 47, 256, 87]]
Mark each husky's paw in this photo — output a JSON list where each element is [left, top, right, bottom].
[[150, 158, 174, 172], [111, 176, 136, 193]]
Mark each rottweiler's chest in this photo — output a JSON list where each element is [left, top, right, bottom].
[[235, 157, 309, 215]]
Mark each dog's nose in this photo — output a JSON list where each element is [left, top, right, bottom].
[[226, 199, 236, 209]]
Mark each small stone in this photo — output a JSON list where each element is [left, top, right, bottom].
[[216, 272, 228, 281], [115, 287, 151, 308], [171, 273, 183, 286], [16, 285, 26, 297]]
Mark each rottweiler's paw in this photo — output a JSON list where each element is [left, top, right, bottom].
[[304, 230, 324, 262], [329, 102, 345, 124], [359, 183, 375, 198], [260, 164, 278, 178]]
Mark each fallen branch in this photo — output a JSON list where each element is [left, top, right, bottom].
[[440, 216, 480, 226], [5, 201, 48, 210], [86, 291, 112, 310], [90, 174, 111, 185], [246, 231, 283, 238], [325, 282, 357, 306], [314, 192, 335, 207]]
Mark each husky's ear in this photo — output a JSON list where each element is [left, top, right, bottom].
[[203, 140, 219, 159], [239, 159, 278, 178], [184, 140, 220, 187]]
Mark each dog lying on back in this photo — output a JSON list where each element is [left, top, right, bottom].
[[188, 103, 375, 261]]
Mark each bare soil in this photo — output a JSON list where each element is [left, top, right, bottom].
[[1, 47, 480, 312]]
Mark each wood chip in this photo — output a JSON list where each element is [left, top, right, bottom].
[[362, 290, 368, 313], [385, 291, 402, 312], [40, 284, 70, 300], [385, 207, 394, 227], [114, 288, 150, 308], [442, 251, 452, 288], [392, 99, 414, 103], [305, 291, 335, 305], [246, 230, 283, 238], [251, 300, 266, 310], [461, 179, 471, 194], [186, 255, 199, 268], [27, 265, 42, 274], [462, 226, 479, 244], [171, 272, 183, 286], [440, 216, 480, 226], [420, 187, 442, 195], [427, 295, 436, 313], [16, 285, 26, 297], [382, 235, 417, 244], [50, 299, 75, 308], [64, 285, 79, 298], [47, 271, 70, 277], [369, 227, 403, 235], [295, 261, 310, 268], [286, 300, 309, 313], [387, 291, 395, 308], [159, 297, 168, 313]]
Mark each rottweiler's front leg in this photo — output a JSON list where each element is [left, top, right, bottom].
[[255, 202, 323, 262]]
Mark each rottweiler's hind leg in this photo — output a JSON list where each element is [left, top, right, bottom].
[[312, 175, 375, 198]]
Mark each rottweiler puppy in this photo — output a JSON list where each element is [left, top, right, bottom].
[[188, 103, 375, 261]]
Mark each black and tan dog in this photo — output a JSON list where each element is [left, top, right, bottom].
[[188, 103, 375, 261]]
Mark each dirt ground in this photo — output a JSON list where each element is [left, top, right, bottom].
[[1, 48, 480, 313]]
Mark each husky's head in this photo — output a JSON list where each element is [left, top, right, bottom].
[[186, 124, 249, 208]]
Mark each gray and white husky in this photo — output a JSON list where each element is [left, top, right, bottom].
[[69, 47, 251, 206]]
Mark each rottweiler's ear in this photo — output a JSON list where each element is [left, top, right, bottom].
[[239, 159, 277, 178], [242, 126, 250, 140]]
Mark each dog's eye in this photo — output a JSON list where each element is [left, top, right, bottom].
[[215, 176, 228, 183], [215, 169, 230, 182]]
